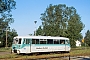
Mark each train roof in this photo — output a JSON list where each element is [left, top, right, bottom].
[[14, 36, 69, 40]]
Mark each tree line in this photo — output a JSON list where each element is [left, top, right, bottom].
[[36, 4, 86, 47], [0, 0, 18, 47]]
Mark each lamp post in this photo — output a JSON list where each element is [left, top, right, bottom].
[[34, 21, 37, 36]]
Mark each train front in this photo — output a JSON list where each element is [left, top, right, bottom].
[[12, 37, 22, 54]]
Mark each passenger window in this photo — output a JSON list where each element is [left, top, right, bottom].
[[60, 40, 65, 44], [54, 39, 59, 44], [65, 40, 69, 44], [32, 39, 39, 44], [36, 39, 39, 44], [23, 39, 30, 44], [47, 39, 53, 44], [26, 39, 30, 44], [40, 39, 47, 44]]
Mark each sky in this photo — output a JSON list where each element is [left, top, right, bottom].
[[10, 0, 90, 37]]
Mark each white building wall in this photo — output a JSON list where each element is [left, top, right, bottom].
[[75, 40, 81, 47]]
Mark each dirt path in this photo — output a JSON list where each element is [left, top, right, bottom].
[[0, 51, 11, 55]]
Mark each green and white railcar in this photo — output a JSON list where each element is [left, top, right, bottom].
[[12, 36, 71, 54]]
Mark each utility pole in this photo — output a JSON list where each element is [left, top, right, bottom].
[[5, 27, 10, 48], [6, 28, 7, 48]]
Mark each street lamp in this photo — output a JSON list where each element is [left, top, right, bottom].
[[34, 21, 37, 36]]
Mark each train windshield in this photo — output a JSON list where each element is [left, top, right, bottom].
[[13, 38, 22, 44]]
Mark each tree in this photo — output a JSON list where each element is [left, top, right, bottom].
[[67, 13, 84, 47], [36, 26, 43, 36], [0, 0, 16, 28], [37, 4, 84, 47], [84, 30, 90, 46], [0, 29, 18, 47], [0, 0, 16, 47], [7, 29, 18, 47]]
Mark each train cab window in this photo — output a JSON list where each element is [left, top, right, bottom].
[[40, 39, 47, 44], [18, 38, 22, 44], [60, 40, 65, 44], [54, 39, 59, 44], [47, 39, 53, 44], [13, 38, 18, 44], [32, 39, 39, 44]]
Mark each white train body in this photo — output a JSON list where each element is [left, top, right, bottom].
[[12, 36, 71, 54]]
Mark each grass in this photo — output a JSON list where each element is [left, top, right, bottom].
[[70, 47, 90, 56], [0, 54, 17, 59], [0, 47, 90, 60], [0, 47, 11, 52]]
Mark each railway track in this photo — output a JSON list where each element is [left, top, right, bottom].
[[0, 51, 90, 60], [15, 53, 90, 60], [14, 53, 90, 60], [14, 52, 70, 60]]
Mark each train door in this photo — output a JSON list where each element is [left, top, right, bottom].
[[23, 38, 31, 53], [65, 40, 70, 52]]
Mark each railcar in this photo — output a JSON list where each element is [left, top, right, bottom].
[[12, 36, 71, 54]]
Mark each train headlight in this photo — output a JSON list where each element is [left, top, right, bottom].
[[11, 49, 14, 53], [17, 50, 20, 54]]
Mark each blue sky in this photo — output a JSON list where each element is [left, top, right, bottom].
[[10, 0, 90, 37]]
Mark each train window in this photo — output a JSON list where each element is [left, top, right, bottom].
[[40, 39, 47, 44], [32, 39, 39, 44], [36, 39, 39, 44], [23, 39, 26, 44], [47, 39, 53, 44], [13, 38, 18, 44], [54, 39, 59, 44], [32, 39, 35, 44], [18, 38, 22, 44], [23, 39, 30, 44], [26, 39, 30, 44], [60, 40, 65, 44], [65, 40, 69, 44]]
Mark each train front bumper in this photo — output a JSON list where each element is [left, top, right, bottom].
[[12, 49, 20, 54]]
